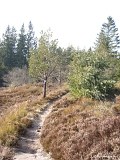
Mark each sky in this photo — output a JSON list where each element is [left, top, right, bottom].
[[0, 0, 120, 49]]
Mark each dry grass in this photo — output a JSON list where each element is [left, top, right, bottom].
[[0, 83, 42, 113], [1, 82, 120, 159], [0, 83, 68, 159], [40, 94, 120, 160], [0, 103, 28, 146]]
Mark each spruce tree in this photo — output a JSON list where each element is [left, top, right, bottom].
[[17, 24, 27, 67], [94, 16, 120, 80], [26, 21, 37, 58], [0, 41, 7, 86], [95, 16, 120, 56], [2, 26, 17, 70]]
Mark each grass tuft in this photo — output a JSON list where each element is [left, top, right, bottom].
[[0, 104, 28, 146]]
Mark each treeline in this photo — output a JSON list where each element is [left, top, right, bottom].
[[0, 21, 37, 85], [0, 16, 120, 99], [0, 23, 73, 89], [69, 16, 120, 99]]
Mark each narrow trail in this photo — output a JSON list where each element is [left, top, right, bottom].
[[13, 102, 55, 160]]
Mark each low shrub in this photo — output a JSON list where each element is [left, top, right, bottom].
[[0, 83, 69, 147], [40, 96, 120, 160]]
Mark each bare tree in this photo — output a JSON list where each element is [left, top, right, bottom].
[[3, 66, 32, 87]]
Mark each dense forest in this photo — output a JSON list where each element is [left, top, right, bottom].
[[0, 16, 120, 99]]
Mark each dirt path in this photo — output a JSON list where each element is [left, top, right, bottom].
[[13, 103, 54, 160]]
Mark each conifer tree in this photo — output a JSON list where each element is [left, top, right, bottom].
[[2, 26, 17, 70], [27, 21, 37, 58], [95, 16, 120, 56], [68, 49, 115, 99], [28, 29, 58, 97], [17, 24, 27, 67], [0, 41, 7, 86], [94, 16, 120, 80]]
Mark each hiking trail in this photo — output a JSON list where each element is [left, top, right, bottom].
[[13, 102, 55, 160]]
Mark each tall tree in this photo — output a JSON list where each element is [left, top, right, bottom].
[[27, 21, 37, 58], [17, 24, 27, 67], [28, 29, 58, 97], [0, 40, 7, 86], [55, 46, 74, 85], [94, 16, 120, 80], [95, 16, 120, 56], [2, 25, 17, 70], [95, 31, 110, 53]]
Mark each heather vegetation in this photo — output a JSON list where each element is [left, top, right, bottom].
[[0, 16, 120, 159], [0, 84, 68, 144], [0, 83, 68, 159], [41, 90, 120, 160]]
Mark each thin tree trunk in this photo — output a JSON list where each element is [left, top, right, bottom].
[[43, 79, 47, 98], [59, 69, 62, 86]]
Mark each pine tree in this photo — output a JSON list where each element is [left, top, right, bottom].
[[0, 40, 7, 86], [2, 26, 17, 70], [26, 21, 37, 58], [56, 46, 74, 85], [17, 24, 27, 68], [94, 16, 120, 80], [95, 16, 120, 56], [28, 29, 58, 97]]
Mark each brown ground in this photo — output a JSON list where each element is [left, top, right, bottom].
[[0, 83, 68, 160], [40, 95, 120, 160]]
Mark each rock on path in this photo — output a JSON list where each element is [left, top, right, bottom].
[[13, 103, 54, 160]]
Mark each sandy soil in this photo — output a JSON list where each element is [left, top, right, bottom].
[[13, 103, 54, 160]]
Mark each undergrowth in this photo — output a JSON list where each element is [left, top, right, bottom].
[[0, 103, 28, 146], [40, 90, 120, 160], [0, 83, 68, 147]]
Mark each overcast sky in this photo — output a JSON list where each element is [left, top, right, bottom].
[[0, 0, 120, 49]]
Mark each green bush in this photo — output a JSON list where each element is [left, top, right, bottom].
[[68, 50, 116, 99]]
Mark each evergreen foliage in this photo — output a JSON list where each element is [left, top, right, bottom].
[[28, 28, 58, 97], [0, 22, 36, 86], [68, 49, 115, 99], [0, 16, 120, 91], [17, 24, 27, 68], [95, 16, 120, 57], [0, 40, 6, 86], [53, 46, 74, 85], [2, 26, 17, 70], [26, 21, 37, 58], [94, 16, 120, 81]]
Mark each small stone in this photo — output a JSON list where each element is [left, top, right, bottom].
[[38, 126, 41, 129], [37, 148, 42, 153], [37, 129, 40, 132]]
